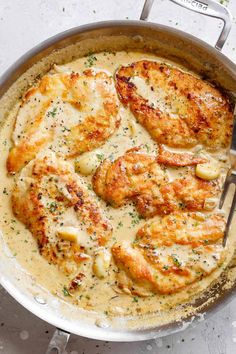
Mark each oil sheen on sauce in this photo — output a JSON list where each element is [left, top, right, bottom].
[[0, 51, 234, 318]]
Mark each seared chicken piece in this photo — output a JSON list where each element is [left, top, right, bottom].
[[93, 147, 219, 217], [115, 60, 233, 148], [7, 69, 120, 174], [93, 147, 168, 208], [12, 152, 112, 288], [157, 144, 207, 167], [112, 212, 226, 295], [137, 172, 219, 218]]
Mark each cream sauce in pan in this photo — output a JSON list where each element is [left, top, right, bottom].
[[0, 51, 235, 317]]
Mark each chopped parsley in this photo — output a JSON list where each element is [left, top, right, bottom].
[[172, 255, 182, 268], [219, 0, 229, 5], [87, 183, 92, 191], [96, 153, 104, 162], [129, 211, 142, 226], [144, 144, 151, 153], [49, 202, 58, 213], [62, 286, 70, 296], [48, 107, 57, 117], [62, 126, 71, 133], [85, 54, 98, 68], [117, 221, 123, 229]]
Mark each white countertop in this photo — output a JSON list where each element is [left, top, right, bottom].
[[0, 1, 236, 353]]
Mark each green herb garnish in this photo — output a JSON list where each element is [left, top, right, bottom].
[[85, 54, 98, 67], [48, 107, 57, 117], [96, 153, 104, 162], [172, 255, 182, 268], [117, 221, 123, 229], [62, 286, 70, 296], [49, 202, 58, 213]]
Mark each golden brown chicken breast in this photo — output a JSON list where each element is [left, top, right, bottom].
[[157, 144, 207, 167], [12, 152, 112, 290], [93, 147, 168, 208], [112, 212, 226, 295], [136, 172, 219, 218], [92, 147, 219, 217], [115, 60, 233, 148], [7, 68, 120, 174]]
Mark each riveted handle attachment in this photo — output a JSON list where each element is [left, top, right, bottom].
[[140, 0, 232, 51], [45, 328, 70, 354]]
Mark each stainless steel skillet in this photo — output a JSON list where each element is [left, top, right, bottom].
[[0, 1, 236, 353]]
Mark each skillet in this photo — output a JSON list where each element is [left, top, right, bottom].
[[0, 1, 236, 353]]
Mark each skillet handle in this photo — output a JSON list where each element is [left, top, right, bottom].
[[140, 0, 232, 51], [45, 328, 70, 354]]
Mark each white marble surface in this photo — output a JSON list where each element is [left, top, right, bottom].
[[0, 0, 236, 353]]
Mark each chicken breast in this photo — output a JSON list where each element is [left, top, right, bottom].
[[93, 147, 168, 208], [92, 147, 219, 217], [157, 144, 207, 167], [7, 68, 120, 174], [115, 60, 233, 148], [112, 212, 226, 295], [12, 152, 112, 289], [136, 171, 219, 218]]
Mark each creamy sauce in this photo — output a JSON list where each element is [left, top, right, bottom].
[[131, 76, 186, 119], [0, 51, 235, 318]]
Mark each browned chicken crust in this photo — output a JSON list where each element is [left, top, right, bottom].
[[7, 69, 120, 174], [112, 212, 226, 295], [137, 171, 219, 218], [93, 147, 167, 208], [157, 144, 207, 167], [12, 152, 112, 287], [115, 60, 233, 148], [92, 147, 219, 218]]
